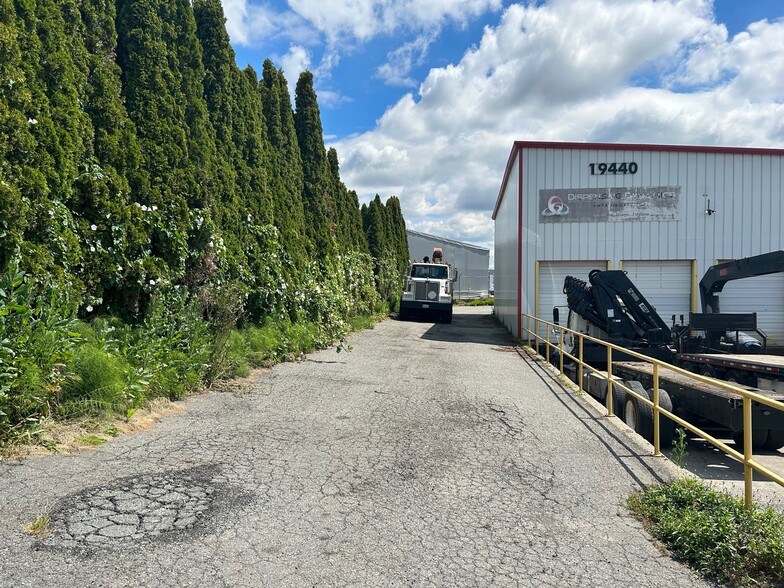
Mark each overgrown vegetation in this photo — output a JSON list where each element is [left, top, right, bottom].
[[629, 478, 784, 587], [0, 0, 409, 446], [456, 297, 494, 306]]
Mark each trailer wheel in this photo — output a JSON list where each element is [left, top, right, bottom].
[[726, 370, 756, 387], [763, 429, 784, 451], [624, 381, 654, 442], [647, 387, 675, 447], [731, 428, 769, 451]]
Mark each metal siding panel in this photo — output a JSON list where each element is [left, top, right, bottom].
[[494, 155, 520, 335]]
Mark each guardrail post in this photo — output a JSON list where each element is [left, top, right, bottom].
[[559, 328, 564, 376], [545, 320, 550, 365], [527, 315, 531, 348], [578, 336, 584, 393], [743, 396, 753, 510], [653, 363, 661, 456], [606, 346, 614, 417]]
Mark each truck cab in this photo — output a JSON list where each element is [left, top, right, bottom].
[[399, 249, 456, 323]]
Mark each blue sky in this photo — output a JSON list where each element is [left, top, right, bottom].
[[223, 1, 784, 261]]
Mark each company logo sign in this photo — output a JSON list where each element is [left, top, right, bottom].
[[538, 186, 680, 223]]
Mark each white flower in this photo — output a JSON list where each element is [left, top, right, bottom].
[[90, 245, 96, 252], [117, 265, 123, 271], [86, 305, 93, 312], [149, 279, 155, 285], [48, 210, 54, 217], [27, 118, 38, 125], [90, 224, 97, 231], [141, 205, 148, 212], [152, 205, 158, 211], [247, 214, 252, 222]]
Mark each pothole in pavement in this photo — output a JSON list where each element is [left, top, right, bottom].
[[38, 465, 230, 551]]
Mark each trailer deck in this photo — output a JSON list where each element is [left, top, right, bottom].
[[678, 353, 784, 377]]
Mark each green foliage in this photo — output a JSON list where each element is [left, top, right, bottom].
[[457, 297, 494, 306], [0, 265, 81, 443], [629, 478, 784, 586], [0, 0, 407, 443], [671, 427, 688, 467]]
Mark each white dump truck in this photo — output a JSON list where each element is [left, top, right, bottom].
[[399, 248, 457, 323]]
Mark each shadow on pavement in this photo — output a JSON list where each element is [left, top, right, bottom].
[[523, 351, 670, 489], [417, 311, 516, 346]]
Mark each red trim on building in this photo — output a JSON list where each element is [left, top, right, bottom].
[[493, 141, 784, 220]]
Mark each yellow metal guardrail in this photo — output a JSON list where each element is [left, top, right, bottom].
[[522, 313, 784, 510]]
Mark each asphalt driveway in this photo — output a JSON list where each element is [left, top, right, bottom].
[[0, 307, 709, 587]]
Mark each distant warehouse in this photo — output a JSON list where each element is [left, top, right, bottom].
[[492, 141, 784, 342], [406, 229, 491, 299]]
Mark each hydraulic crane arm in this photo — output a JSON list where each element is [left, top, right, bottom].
[[700, 251, 784, 313]]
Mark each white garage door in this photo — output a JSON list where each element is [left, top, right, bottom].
[[621, 261, 693, 328], [719, 272, 784, 346], [538, 261, 606, 339]]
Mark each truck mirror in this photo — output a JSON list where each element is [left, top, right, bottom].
[[553, 307, 560, 325]]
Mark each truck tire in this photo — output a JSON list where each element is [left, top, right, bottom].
[[624, 381, 654, 442], [763, 429, 784, 451], [398, 308, 409, 321], [731, 428, 769, 451], [611, 386, 627, 418], [443, 309, 453, 323], [647, 387, 675, 447]]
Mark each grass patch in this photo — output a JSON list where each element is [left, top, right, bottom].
[[628, 478, 784, 586], [77, 434, 107, 446], [25, 515, 50, 537]]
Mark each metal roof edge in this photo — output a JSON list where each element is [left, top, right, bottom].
[[406, 229, 490, 253]]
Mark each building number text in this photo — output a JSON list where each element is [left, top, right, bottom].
[[589, 162, 638, 175]]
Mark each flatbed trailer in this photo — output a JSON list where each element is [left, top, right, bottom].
[[608, 361, 784, 451], [677, 353, 784, 391]]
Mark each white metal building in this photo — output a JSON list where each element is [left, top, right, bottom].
[[492, 141, 784, 344], [406, 229, 491, 299]]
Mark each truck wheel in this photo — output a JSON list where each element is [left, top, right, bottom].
[[763, 429, 784, 451], [647, 387, 675, 447], [731, 428, 769, 451], [624, 381, 654, 442], [398, 308, 409, 321], [443, 310, 453, 324], [611, 387, 627, 418]]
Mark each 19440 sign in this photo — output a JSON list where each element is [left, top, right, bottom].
[[589, 162, 638, 175]]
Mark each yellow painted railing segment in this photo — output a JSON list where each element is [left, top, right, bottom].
[[520, 312, 784, 510]]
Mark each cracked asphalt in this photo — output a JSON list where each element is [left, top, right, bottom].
[[0, 306, 710, 587]]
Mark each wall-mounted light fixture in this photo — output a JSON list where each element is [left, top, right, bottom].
[[704, 193, 716, 215]]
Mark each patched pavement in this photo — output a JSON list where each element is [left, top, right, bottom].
[[0, 307, 710, 587]]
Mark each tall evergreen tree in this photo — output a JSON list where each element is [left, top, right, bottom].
[[386, 196, 410, 275], [0, 0, 33, 269], [260, 60, 307, 268], [293, 71, 334, 260]]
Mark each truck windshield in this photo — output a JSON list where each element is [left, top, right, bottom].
[[411, 265, 448, 279]]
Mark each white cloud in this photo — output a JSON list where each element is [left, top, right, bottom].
[[287, 0, 502, 42], [377, 34, 436, 86], [331, 0, 784, 258]]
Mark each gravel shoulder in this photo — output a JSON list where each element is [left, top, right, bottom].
[[0, 307, 710, 587]]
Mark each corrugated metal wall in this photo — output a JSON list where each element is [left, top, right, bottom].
[[494, 144, 784, 342], [494, 154, 520, 336]]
